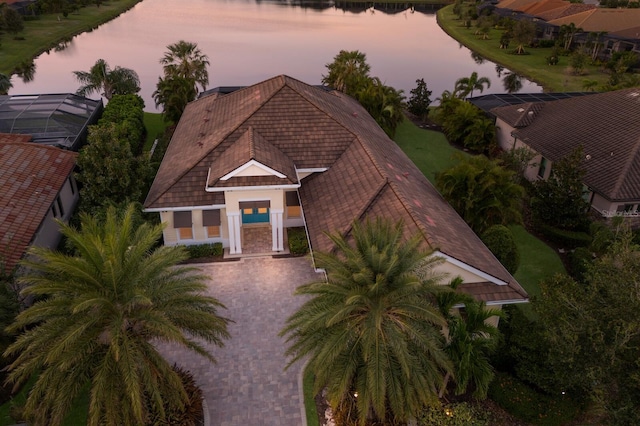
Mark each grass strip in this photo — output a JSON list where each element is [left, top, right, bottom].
[[0, 0, 142, 75]]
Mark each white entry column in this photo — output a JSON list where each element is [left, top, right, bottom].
[[271, 209, 284, 251], [227, 212, 242, 254]]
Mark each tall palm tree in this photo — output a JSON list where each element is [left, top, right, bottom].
[[322, 49, 371, 97], [281, 218, 452, 425], [454, 71, 491, 99], [160, 40, 210, 94], [502, 71, 523, 94], [0, 73, 12, 95], [4, 205, 230, 426], [73, 59, 140, 100]]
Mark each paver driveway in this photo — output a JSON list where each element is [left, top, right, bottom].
[[156, 256, 322, 426]]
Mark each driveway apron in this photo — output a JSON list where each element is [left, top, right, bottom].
[[156, 256, 322, 426]]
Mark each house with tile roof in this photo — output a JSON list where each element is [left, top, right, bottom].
[[144, 75, 528, 307], [0, 134, 78, 274], [491, 88, 640, 219]]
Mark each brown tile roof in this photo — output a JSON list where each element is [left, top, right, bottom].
[[145, 76, 356, 209], [0, 136, 77, 272], [521, 0, 569, 16], [208, 127, 297, 187], [493, 102, 545, 128], [496, 0, 539, 11], [535, 3, 596, 21], [492, 88, 640, 202], [549, 9, 640, 33], [458, 281, 528, 304], [611, 25, 640, 40], [146, 76, 527, 304]]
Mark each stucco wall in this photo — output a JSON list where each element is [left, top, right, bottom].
[[495, 118, 516, 151], [31, 176, 79, 251]]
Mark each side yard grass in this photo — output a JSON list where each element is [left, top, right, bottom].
[[0, 0, 142, 75], [393, 119, 469, 184], [143, 112, 167, 153], [437, 5, 611, 92]]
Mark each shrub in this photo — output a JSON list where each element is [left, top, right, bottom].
[[539, 225, 592, 248], [537, 39, 555, 48], [99, 94, 146, 155], [186, 243, 223, 259], [417, 402, 491, 426], [488, 372, 581, 425], [287, 227, 308, 255], [481, 225, 520, 274], [568, 246, 592, 281]]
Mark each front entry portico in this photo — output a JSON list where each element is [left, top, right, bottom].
[[226, 195, 286, 255]]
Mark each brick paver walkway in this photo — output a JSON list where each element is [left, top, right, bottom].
[[156, 256, 321, 426]]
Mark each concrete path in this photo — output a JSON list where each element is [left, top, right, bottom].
[[156, 256, 322, 426]]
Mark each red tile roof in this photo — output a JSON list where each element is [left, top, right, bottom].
[[0, 135, 77, 272], [146, 76, 527, 304], [492, 88, 640, 202], [549, 9, 640, 33]]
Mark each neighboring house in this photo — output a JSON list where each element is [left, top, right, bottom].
[[0, 133, 79, 274], [145, 75, 528, 308], [491, 88, 640, 218]]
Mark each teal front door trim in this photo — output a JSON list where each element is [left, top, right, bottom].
[[242, 208, 270, 224]]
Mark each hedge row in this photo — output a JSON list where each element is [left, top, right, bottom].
[[186, 243, 223, 259], [539, 224, 592, 248], [98, 95, 146, 155]]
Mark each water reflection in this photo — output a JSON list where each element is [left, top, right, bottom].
[[15, 60, 36, 83], [502, 71, 523, 93], [8, 0, 541, 111], [471, 52, 485, 65]]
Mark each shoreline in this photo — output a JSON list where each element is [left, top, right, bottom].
[[0, 0, 143, 75], [436, 4, 611, 92]]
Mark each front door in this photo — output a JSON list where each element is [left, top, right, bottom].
[[240, 201, 270, 224]]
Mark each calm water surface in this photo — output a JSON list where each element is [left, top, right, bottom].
[[9, 0, 542, 111]]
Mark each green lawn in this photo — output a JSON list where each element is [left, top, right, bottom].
[[143, 112, 168, 152], [510, 224, 566, 300], [0, 0, 142, 75], [393, 119, 469, 184], [437, 5, 612, 92], [303, 370, 319, 426]]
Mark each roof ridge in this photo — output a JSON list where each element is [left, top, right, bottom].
[[144, 77, 287, 207], [0, 140, 78, 157], [611, 133, 640, 199], [282, 78, 362, 141], [340, 178, 389, 239]]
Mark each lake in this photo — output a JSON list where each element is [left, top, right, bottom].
[[9, 0, 542, 111]]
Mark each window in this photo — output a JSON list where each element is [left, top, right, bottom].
[[69, 176, 77, 195], [537, 157, 548, 179], [52, 196, 64, 218], [56, 197, 64, 218], [174, 211, 193, 240], [203, 210, 221, 238], [617, 204, 636, 213], [285, 191, 301, 218]]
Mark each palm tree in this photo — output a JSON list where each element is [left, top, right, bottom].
[[355, 77, 405, 137], [4, 205, 230, 426], [73, 59, 140, 100], [0, 73, 12, 95], [437, 280, 502, 399], [281, 218, 452, 425], [464, 117, 496, 153], [435, 155, 524, 234], [160, 40, 210, 94], [153, 74, 197, 123], [454, 71, 491, 98], [502, 71, 523, 94], [322, 49, 371, 97]]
